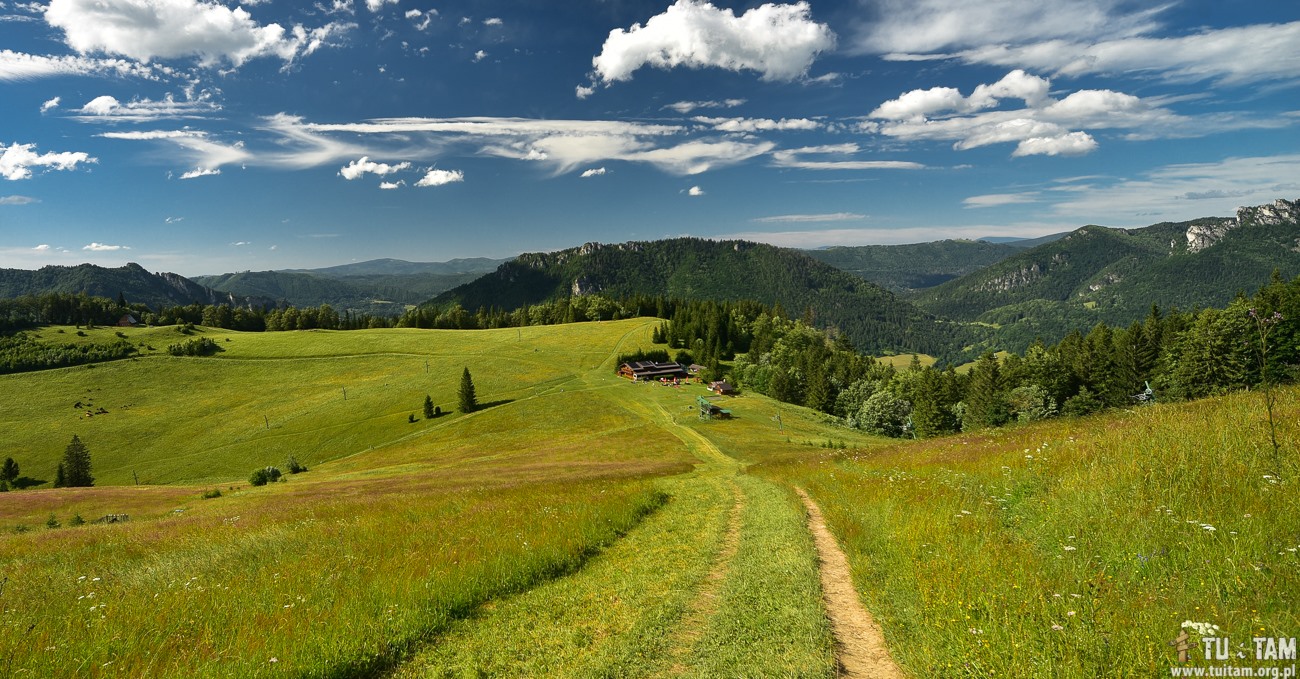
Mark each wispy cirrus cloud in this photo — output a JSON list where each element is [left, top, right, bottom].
[[0, 195, 39, 205], [83, 242, 130, 251], [751, 212, 866, 223], [74, 93, 221, 121]]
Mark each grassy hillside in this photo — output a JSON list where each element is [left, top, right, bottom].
[[767, 388, 1300, 677], [3, 320, 1296, 676]]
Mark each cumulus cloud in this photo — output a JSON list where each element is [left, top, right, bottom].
[[591, 0, 834, 85], [483, 17, 501, 26], [868, 71, 1186, 157], [40, 96, 60, 112], [379, 180, 404, 189], [364, 0, 398, 11], [0, 142, 96, 180], [179, 167, 220, 179], [34, 243, 51, 250], [687, 185, 704, 196], [473, 49, 487, 62], [0, 195, 38, 205], [415, 168, 463, 187], [83, 242, 129, 251], [664, 98, 746, 114], [752, 212, 865, 223], [575, 84, 595, 99], [580, 167, 606, 177], [338, 156, 411, 179], [44, 0, 353, 68]]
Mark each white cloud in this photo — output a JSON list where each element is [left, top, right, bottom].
[[522, 148, 547, 161], [591, 0, 834, 84], [364, 0, 398, 11], [687, 185, 704, 196], [179, 167, 220, 179], [473, 49, 487, 62], [575, 84, 595, 99], [1047, 153, 1300, 224], [1013, 132, 1097, 157], [771, 144, 924, 171], [964, 192, 1040, 208], [0, 49, 157, 81], [752, 212, 865, 223], [693, 116, 821, 132], [338, 156, 411, 179], [164, 216, 184, 223], [231, 241, 250, 246], [40, 96, 60, 112], [869, 71, 1191, 156], [415, 168, 463, 187], [664, 98, 745, 114], [83, 242, 129, 251], [379, 180, 404, 189], [955, 21, 1300, 86], [404, 8, 420, 18], [580, 167, 606, 177], [76, 93, 220, 121], [852, 0, 1162, 55], [34, 243, 51, 250], [483, 17, 501, 26], [0, 142, 96, 180], [45, 0, 353, 68], [0, 195, 38, 205]]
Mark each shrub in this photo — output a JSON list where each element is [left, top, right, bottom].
[[286, 456, 307, 474], [248, 466, 283, 486], [45, 513, 60, 529], [167, 337, 220, 357], [408, 413, 417, 423], [202, 488, 222, 499], [69, 514, 85, 526]]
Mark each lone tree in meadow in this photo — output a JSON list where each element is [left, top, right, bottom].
[[1, 456, 17, 484], [56, 435, 94, 487], [423, 394, 435, 419], [458, 367, 478, 413]]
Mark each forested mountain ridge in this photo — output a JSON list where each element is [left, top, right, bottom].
[[0, 263, 268, 310], [431, 238, 964, 355], [802, 240, 1025, 292], [913, 198, 1300, 351]]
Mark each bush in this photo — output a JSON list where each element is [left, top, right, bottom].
[[286, 456, 307, 474], [45, 513, 60, 529], [69, 514, 85, 526], [167, 337, 220, 357], [202, 488, 222, 499], [249, 466, 283, 486]]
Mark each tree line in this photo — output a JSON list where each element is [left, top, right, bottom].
[[663, 271, 1300, 439]]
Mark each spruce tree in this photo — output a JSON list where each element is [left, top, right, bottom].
[[1, 456, 17, 484], [54, 463, 66, 488], [60, 435, 94, 487], [458, 367, 478, 413], [423, 395, 435, 419]]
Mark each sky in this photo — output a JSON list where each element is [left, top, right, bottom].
[[0, 0, 1297, 276]]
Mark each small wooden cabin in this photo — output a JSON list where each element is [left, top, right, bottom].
[[618, 361, 690, 381], [708, 380, 736, 396], [116, 314, 139, 327]]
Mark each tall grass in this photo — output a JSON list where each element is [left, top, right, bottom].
[[768, 388, 1300, 677]]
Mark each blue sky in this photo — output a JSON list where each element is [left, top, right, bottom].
[[1, 0, 1297, 275]]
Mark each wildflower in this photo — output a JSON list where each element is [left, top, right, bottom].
[[269, 657, 279, 663], [1068, 611, 1076, 616], [1202, 524, 1217, 532], [1064, 546, 1077, 551], [1051, 624, 1064, 631], [961, 510, 972, 515]]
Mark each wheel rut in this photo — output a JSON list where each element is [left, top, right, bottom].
[[797, 488, 905, 679]]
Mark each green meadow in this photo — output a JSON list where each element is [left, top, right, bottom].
[[1, 319, 1297, 677]]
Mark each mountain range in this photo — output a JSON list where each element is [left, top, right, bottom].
[[2, 198, 1296, 359]]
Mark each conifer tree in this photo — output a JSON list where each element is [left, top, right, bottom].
[[423, 395, 435, 419], [1, 456, 17, 484], [60, 435, 94, 487], [458, 367, 478, 413]]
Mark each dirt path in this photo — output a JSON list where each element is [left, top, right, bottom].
[[797, 488, 905, 679]]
